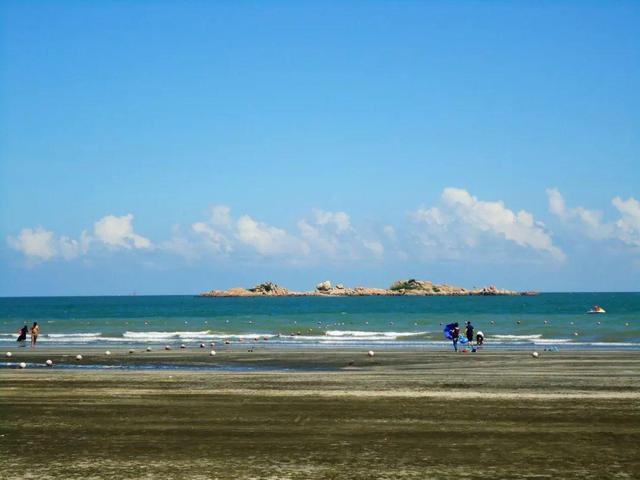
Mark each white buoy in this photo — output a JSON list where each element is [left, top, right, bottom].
[[200, 343, 205, 349], [76, 354, 83, 361], [574, 332, 579, 336], [105, 350, 111, 356], [531, 351, 539, 358], [209, 350, 216, 356], [225, 341, 230, 345], [5, 352, 12, 358], [19, 362, 27, 369], [180, 344, 186, 349], [210, 342, 215, 347], [45, 359, 53, 367], [129, 349, 136, 354], [165, 345, 172, 350], [146, 346, 152, 352], [367, 350, 375, 357]]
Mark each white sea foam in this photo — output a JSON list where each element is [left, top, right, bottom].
[[46, 333, 103, 338], [491, 334, 543, 340], [122, 331, 276, 341], [325, 330, 428, 339]]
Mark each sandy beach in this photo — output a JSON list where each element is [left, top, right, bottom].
[[1, 348, 639, 479]]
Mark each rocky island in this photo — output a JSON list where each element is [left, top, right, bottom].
[[199, 279, 535, 297]]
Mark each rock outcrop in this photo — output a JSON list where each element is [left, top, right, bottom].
[[315, 281, 332, 292], [200, 282, 291, 297], [200, 279, 529, 297]]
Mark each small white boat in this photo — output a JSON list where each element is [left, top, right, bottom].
[[587, 305, 606, 314]]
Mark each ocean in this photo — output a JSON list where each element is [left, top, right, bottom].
[[1, 293, 638, 349]]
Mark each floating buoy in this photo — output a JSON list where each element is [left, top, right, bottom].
[[200, 343, 205, 349], [210, 342, 215, 347], [574, 332, 579, 336], [544, 320, 548, 324], [45, 359, 53, 367], [5, 352, 12, 358], [531, 351, 539, 358], [129, 349, 135, 354], [367, 350, 375, 357], [105, 350, 111, 356], [225, 341, 230, 345], [180, 344, 186, 349], [209, 350, 216, 356], [146, 346, 152, 352], [19, 362, 27, 369], [165, 345, 171, 350], [76, 354, 83, 361]]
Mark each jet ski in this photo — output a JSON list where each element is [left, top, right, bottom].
[[587, 305, 606, 314]]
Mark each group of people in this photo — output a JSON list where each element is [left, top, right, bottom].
[[16, 322, 40, 347], [450, 321, 484, 352]]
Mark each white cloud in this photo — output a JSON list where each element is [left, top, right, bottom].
[[209, 205, 232, 228], [7, 227, 86, 262], [192, 221, 233, 254], [186, 206, 382, 262], [92, 214, 151, 249], [296, 209, 382, 260], [612, 196, 640, 247], [412, 188, 565, 260], [547, 189, 639, 247], [363, 240, 384, 257], [546, 188, 566, 218], [236, 215, 307, 256], [8, 228, 57, 261], [8, 213, 150, 263]]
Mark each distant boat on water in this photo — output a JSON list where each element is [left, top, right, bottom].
[[587, 305, 606, 314]]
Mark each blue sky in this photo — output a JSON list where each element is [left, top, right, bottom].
[[1, 1, 639, 295]]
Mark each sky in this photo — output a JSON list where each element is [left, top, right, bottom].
[[1, 1, 639, 296]]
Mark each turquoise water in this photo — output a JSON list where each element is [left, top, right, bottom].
[[1, 293, 638, 349]]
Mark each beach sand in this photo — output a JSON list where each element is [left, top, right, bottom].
[[1, 348, 639, 479]]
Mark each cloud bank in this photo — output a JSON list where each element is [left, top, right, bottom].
[[412, 188, 565, 261], [7, 188, 639, 266], [546, 188, 640, 247], [7, 214, 150, 263]]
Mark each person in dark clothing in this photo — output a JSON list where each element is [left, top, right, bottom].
[[451, 323, 460, 352], [465, 321, 474, 344], [17, 325, 28, 343]]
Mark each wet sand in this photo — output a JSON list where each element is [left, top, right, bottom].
[[1, 348, 639, 479]]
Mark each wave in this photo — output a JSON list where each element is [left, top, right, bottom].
[[491, 334, 543, 340], [46, 333, 103, 338], [123, 331, 276, 340], [325, 330, 429, 339]]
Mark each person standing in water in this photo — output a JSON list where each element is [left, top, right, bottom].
[[30, 322, 40, 347], [17, 325, 28, 343], [465, 321, 474, 345], [451, 323, 460, 352]]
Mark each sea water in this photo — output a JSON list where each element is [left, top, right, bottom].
[[0, 293, 638, 349]]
